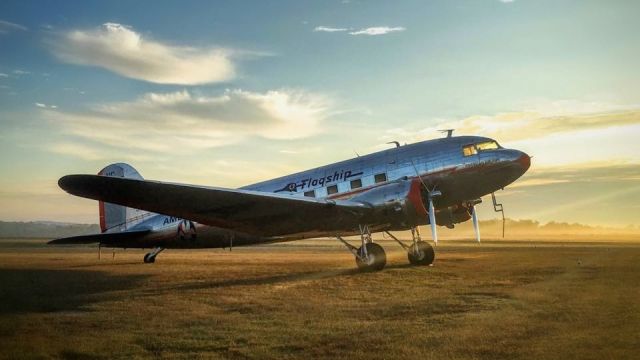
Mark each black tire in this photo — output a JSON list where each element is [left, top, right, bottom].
[[355, 243, 387, 271], [143, 253, 156, 264], [408, 241, 435, 266]]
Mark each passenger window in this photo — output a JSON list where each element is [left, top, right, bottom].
[[462, 145, 477, 156], [350, 179, 362, 189], [476, 141, 499, 151], [374, 173, 387, 183], [304, 190, 315, 198], [327, 185, 338, 195]]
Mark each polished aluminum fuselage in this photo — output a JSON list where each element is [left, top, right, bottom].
[[117, 136, 530, 248], [242, 136, 524, 204]]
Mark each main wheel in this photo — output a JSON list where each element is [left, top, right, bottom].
[[355, 243, 387, 271], [143, 253, 156, 264], [408, 241, 435, 266]]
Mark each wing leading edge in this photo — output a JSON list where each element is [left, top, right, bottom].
[[58, 175, 373, 237], [48, 229, 151, 245]]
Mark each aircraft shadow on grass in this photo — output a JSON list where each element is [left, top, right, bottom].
[[0, 269, 148, 315], [153, 263, 417, 294], [0, 263, 421, 315]]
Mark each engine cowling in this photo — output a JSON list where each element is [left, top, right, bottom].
[[350, 178, 427, 229], [350, 178, 473, 230]]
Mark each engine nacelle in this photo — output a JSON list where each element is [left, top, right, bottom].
[[351, 178, 427, 229], [434, 203, 472, 227], [351, 179, 475, 230]]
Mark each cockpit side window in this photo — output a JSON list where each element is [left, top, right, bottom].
[[476, 141, 499, 151], [462, 145, 477, 156]]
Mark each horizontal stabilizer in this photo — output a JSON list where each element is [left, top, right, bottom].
[[48, 229, 150, 245]]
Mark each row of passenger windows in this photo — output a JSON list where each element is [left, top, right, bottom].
[[303, 172, 387, 197], [462, 141, 500, 156]]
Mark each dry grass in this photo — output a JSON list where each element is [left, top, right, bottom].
[[0, 238, 638, 359]]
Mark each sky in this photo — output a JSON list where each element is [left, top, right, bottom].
[[0, 0, 639, 226]]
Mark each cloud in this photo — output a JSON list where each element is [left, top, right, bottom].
[[379, 104, 640, 169], [314, 26, 349, 33], [35, 102, 57, 109], [499, 0, 515, 3], [0, 20, 27, 34], [464, 109, 639, 142], [349, 26, 406, 36], [47, 89, 330, 156], [0, 73, 8, 77], [13, 69, 30, 75], [49, 142, 151, 162], [50, 22, 235, 85], [510, 162, 640, 189], [50, 143, 105, 161], [313, 25, 406, 36], [383, 104, 640, 144]]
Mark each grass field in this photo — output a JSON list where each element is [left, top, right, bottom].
[[0, 238, 639, 359]]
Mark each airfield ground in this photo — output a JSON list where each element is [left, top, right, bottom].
[[0, 238, 638, 359]]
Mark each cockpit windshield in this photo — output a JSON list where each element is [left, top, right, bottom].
[[462, 141, 500, 156], [475, 141, 499, 151]]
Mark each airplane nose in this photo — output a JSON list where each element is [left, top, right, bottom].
[[516, 151, 531, 172]]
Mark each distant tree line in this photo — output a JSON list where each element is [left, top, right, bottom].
[[0, 221, 100, 238]]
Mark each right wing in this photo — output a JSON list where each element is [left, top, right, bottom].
[[58, 175, 373, 237]]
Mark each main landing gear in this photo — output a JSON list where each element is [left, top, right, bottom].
[[337, 224, 438, 271], [385, 227, 435, 266], [143, 247, 165, 263], [336, 225, 387, 271], [335, 189, 499, 271]]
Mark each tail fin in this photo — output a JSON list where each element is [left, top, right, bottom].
[[98, 163, 150, 233]]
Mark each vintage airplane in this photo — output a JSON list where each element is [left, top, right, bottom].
[[49, 134, 530, 271]]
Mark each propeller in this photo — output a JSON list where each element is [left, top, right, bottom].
[[427, 190, 442, 244], [471, 204, 481, 243], [409, 158, 440, 245]]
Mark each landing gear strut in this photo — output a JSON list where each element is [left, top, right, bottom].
[[143, 247, 165, 263], [336, 225, 386, 271]]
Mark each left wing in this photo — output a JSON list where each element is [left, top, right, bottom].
[[58, 175, 373, 237]]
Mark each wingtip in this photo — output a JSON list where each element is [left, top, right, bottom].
[[58, 175, 72, 191], [58, 174, 84, 193]]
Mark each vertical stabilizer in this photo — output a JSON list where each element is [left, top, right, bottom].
[[97, 163, 149, 233]]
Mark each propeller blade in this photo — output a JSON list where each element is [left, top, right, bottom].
[[428, 196, 438, 244], [471, 205, 481, 243], [410, 157, 440, 244]]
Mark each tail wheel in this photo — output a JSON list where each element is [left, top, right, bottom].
[[408, 241, 435, 266], [143, 253, 156, 264], [355, 243, 387, 271]]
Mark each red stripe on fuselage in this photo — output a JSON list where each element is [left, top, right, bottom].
[[324, 160, 509, 202]]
